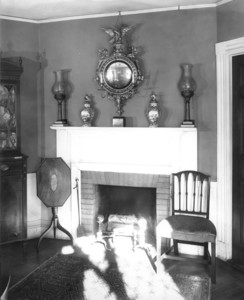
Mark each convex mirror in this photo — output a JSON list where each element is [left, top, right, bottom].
[[96, 22, 143, 116]]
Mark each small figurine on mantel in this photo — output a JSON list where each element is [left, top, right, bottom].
[[80, 94, 95, 127], [146, 92, 161, 127]]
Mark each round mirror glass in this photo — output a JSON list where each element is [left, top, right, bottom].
[[105, 61, 132, 89]]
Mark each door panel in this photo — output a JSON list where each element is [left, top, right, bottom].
[[232, 55, 244, 265]]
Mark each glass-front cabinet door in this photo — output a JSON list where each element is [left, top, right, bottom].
[[0, 83, 18, 151], [0, 58, 22, 155]]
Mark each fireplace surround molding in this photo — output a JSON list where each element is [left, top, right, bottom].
[[51, 126, 198, 240], [51, 126, 197, 237]]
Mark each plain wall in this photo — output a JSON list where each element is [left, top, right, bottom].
[[217, 0, 244, 42]]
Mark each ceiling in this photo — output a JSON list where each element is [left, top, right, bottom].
[[1, 0, 229, 22]]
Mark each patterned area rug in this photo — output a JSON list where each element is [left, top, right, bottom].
[[8, 239, 211, 300], [173, 273, 211, 300]]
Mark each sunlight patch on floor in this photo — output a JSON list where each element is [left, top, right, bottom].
[[74, 235, 184, 299], [83, 269, 117, 300], [75, 236, 109, 271], [61, 245, 75, 255]]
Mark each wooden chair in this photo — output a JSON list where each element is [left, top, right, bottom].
[[156, 170, 217, 283]]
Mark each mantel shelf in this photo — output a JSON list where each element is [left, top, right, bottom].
[[50, 126, 197, 132], [52, 125, 198, 175]]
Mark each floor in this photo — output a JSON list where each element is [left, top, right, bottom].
[[0, 238, 71, 289], [1, 238, 244, 299]]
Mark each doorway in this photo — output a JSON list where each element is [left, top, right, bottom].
[[232, 55, 244, 267], [216, 37, 244, 260]]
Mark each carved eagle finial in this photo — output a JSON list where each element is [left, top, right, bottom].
[[101, 25, 134, 44], [101, 28, 119, 44], [121, 25, 134, 37]]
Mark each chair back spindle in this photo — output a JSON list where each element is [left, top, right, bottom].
[[171, 171, 210, 219]]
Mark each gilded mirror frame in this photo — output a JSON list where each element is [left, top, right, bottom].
[[96, 22, 143, 116]]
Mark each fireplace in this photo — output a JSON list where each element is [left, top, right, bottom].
[[97, 185, 156, 221], [79, 170, 170, 244], [51, 126, 197, 240], [97, 184, 156, 244]]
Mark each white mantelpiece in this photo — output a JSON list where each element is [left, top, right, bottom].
[[51, 126, 198, 240], [53, 127, 197, 174]]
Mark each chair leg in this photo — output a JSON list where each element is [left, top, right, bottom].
[[173, 240, 178, 255], [211, 242, 216, 284], [156, 234, 161, 262], [204, 242, 208, 259], [156, 231, 162, 273]]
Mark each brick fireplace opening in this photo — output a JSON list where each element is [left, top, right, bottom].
[[97, 185, 156, 244], [97, 185, 156, 220], [79, 170, 170, 242]]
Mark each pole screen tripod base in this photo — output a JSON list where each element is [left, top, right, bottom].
[[36, 207, 73, 252]]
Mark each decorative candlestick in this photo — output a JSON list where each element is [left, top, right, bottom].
[[178, 64, 197, 127], [51, 69, 71, 126]]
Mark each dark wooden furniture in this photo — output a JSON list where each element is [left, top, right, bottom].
[[156, 170, 217, 283], [0, 58, 27, 244], [0, 155, 27, 243]]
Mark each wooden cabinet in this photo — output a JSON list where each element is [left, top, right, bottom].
[[0, 58, 27, 244], [0, 156, 27, 243]]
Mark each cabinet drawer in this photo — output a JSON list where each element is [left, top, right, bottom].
[[0, 159, 26, 176]]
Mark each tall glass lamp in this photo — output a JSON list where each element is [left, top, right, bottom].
[[178, 64, 197, 127], [51, 69, 71, 126]]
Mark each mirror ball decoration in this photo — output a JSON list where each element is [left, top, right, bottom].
[[96, 12, 143, 121]]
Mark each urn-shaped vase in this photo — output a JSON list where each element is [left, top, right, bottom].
[[80, 95, 95, 127], [146, 93, 160, 127]]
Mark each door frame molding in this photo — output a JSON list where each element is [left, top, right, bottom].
[[216, 37, 244, 260]]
